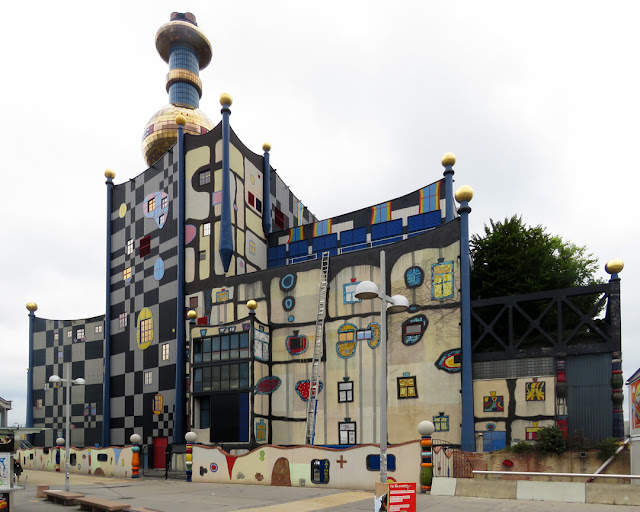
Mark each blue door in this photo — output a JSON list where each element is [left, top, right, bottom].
[[483, 431, 506, 452]]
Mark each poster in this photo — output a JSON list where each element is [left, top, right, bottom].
[[388, 482, 416, 512]]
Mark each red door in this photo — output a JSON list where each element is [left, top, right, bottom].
[[152, 437, 167, 469]]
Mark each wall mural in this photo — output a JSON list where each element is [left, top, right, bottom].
[[434, 348, 461, 373], [525, 378, 545, 401], [483, 392, 504, 413], [295, 380, 324, 401], [336, 323, 358, 358], [401, 315, 428, 345]]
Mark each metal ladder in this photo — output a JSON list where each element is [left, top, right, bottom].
[[305, 251, 330, 445]]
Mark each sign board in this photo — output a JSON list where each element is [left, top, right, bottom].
[[388, 482, 416, 512], [0, 436, 14, 454], [0, 492, 10, 511]]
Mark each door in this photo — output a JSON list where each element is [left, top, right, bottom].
[[152, 436, 167, 469], [482, 431, 506, 452]]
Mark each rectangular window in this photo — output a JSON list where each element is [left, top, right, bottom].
[[76, 328, 85, 339], [126, 239, 134, 255], [159, 214, 165, 225], [162, 343, 170, 361], [189, 296, 199, 309], [36, 399, 43, 409], [356, 329, 372, 340], [140, 318, 152, 344], [255, 198, 262, 213], [123, 267, 132, 281], [398, 376, 418, 399], [338, 331, 354, 342], [203, 222, 211, 236], [139, 235, 151, 258], [404, 324, 422, 335], [343, 282, 361, 304], [199, 250, 206, 261], [247, 191, 255, 207], [432, 261, 454, 299], [54, 332, 59, 341], [57, 349, 63, 361], [144, 371, 152, 385], [67, 330, 72, 338], [161, 196, 168, 209], [148, 197, 156, 212], [119, 313, 127, 328], [199, 169, 211, 186], [433, 414, 450, 432], [199, 396, 210, 429], [274, 207, 285, 230], [339, 421, 356, 445], [94, 325, 103, 334], [338, 381, 353, 403]]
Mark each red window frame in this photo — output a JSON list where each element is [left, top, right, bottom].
[[139, 235, 151, 257]]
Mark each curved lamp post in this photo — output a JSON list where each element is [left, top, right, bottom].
[[355, 249, 409, 483], [49, 362, 85, 491]]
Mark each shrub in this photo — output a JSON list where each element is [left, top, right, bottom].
[[535, 425, 566, 454], [597, 437, 620, 461], [511, 441, 534, 453]]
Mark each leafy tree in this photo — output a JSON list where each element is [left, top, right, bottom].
[[535, 425, 566, 454], [470, 215, 601, 300]]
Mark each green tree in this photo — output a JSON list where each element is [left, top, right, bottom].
[[470, 215, 601, 300]]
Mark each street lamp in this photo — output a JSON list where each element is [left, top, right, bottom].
[[355, 249, 409, 483], [49, 361, 85, 491]]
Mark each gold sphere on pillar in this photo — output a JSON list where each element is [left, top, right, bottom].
[[441, 152, 456, 167], [26, 302, 38, 312], [186, 309, 198, 320], [605, 259, 624, 275], [247, 300, 258, 311], [455, 185, 474, 203]]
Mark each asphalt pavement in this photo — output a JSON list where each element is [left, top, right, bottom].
[[8, 470, 639, 512]]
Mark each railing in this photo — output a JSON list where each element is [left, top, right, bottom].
[[473, 470, 636, 480], [284, 226, 438, 266]]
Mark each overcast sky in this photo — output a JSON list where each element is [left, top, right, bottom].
[[2, 1, 639, 428]]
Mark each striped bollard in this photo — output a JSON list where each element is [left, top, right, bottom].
[[130, 434, 142, 478], [185, 431, 197, 482], [418, 420, 435, 493]]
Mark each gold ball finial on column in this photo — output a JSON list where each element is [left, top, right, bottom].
[[220, 93, 233, 106], [455, 185, 474, 203], [175, 115, 187, 126], [262, 143, 271, 152], [186, 309, 198, 320], [441, 152, 456, 167], [605, 259, 624, 275], [26, 302, 38, 312], [247, 300, 258, 311], [104, 169, 116, 180]]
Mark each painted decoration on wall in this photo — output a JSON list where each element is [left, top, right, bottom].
[[525, 378, 545, 401], [210, 462, 218, 472], [143, 191, 169, 229], [185, 224, 197, 244], [486, 422, 496, 431], [255, 376, 281, 395], [153, 257, 165, 280], [434, 348, 461, 373], [282, 296, 295, 311], [286, 334, 308, 355], [288, 226, 304, 243], [432, 261, 454, 299], [118, 203, 127, 218], [280, 273, 297, 292], [313, 219, 332, 237], [255, 419, 267, 442], [483, 392, 504, 413], [405, 266, 424, 288], [401, 315, 428, 345], [136, 307, 154, 350], [526, 421, 542, 440], [367, 322, 381, 349], [336, 323, 357, 359], [295, 380, 324, 402], [632, 379, 640, 429], [343, 280, 361, 304], [153, 394, 163, 415]]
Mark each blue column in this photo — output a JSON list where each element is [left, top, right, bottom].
[[457, 186, 475, 451], [26, 303, 37, 435], [442, 153, 456, 223], [219, 94, 234, 272], [262, 143, 272, 237], [102, 170, 115, 447], [174, 116, 187, 442]]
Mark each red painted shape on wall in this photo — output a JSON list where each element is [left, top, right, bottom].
[[226, 455, 237, 479]]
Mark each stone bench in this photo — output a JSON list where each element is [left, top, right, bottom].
[[42, 489, 85, 506], [76, 496, 131, 512], [36, 484, 50, 498], [126, 508, 163, 512]]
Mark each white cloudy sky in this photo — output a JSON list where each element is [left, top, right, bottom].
[[1, 1, 639, 427]]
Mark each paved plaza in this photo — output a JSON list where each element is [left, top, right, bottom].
[[9, 470, 637, 512]]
